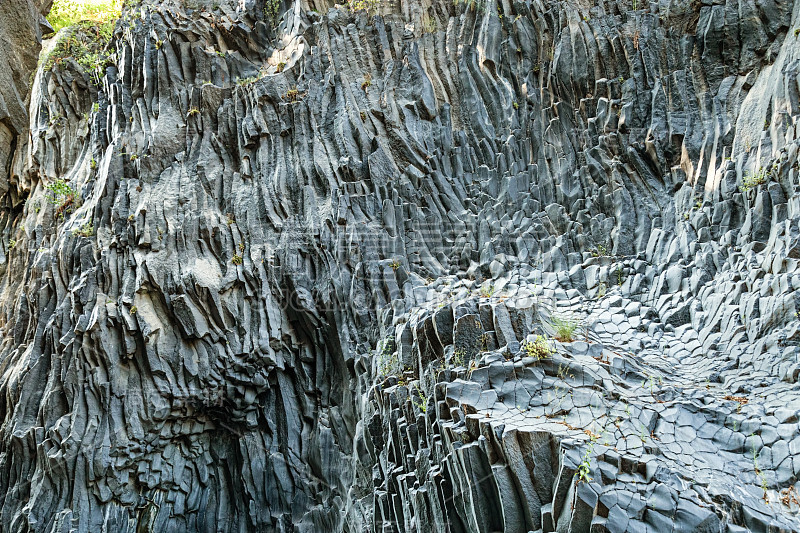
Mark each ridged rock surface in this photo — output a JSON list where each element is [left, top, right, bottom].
[[1, 0, 800, 531], [0, 0, 49, 205]]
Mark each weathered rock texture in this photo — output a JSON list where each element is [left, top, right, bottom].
[[0, 0, 49, 203], [1, 0, 800, 530]]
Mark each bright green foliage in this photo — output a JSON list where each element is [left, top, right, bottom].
[[47, 0, 123, 33], [739, 168, 767, 193], [42, 20, 117, 81], [42, 0, 120, 83], [523, 335, 553, 360], [576, 436, 598, 483], [45, 179, 79, 216], [347, 0, 380, 13]]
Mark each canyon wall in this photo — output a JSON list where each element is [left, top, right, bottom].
[[0, 0, 799, 530]]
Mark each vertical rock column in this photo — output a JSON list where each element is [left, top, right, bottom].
[[0, 0, 48, 191]]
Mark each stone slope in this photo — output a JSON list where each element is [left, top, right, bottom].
[[0, 0, 799, 531]]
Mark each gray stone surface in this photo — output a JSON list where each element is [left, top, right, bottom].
[[0, 0, 800, 531], [0, 0, 48, 200]]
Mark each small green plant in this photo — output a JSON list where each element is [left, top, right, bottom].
[[377, 336, 400, 376], [236, 69, 267, 86], [284, 88, 301, 102], [130, 305, 137, 314], [8, 240, 16, 250], [389, 259, 401, 270], [523, 335, 554, 360], [551, 315, 580, 342], [360, 111, 367, 121], [90, 157, 97, 170], [753, 444, 769, 502], [479, 284, 495, 298], [641, 374, 659, 397], [346, 0, 380, 13], [231, 254, 243, 265], [597, 281, 607, 298], [92, 102, 100, 113], [361, 74, 372, 91], [795, 28, 800, 37], [477, 333, 490, 353], [187, 107, 200, 117], [129, 154, 138, 161], [412, 384, 428, 413], [45, 179, 79, 216], [591, 243, 609, 257], [275, 61, 286, 73], [575, 436, 597, 483], [71, 222, 94, 237], [264, 0, 281, 27], [512, 101, 519, 110], [740, 168, 767, 192], [452, 348, 467, 367]]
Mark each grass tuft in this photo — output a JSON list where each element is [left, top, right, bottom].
[[551, 314, 580, 342]]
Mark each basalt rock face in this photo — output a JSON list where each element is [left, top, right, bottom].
[[1, 0, 800, 531], [0, 0, 49, 203]]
